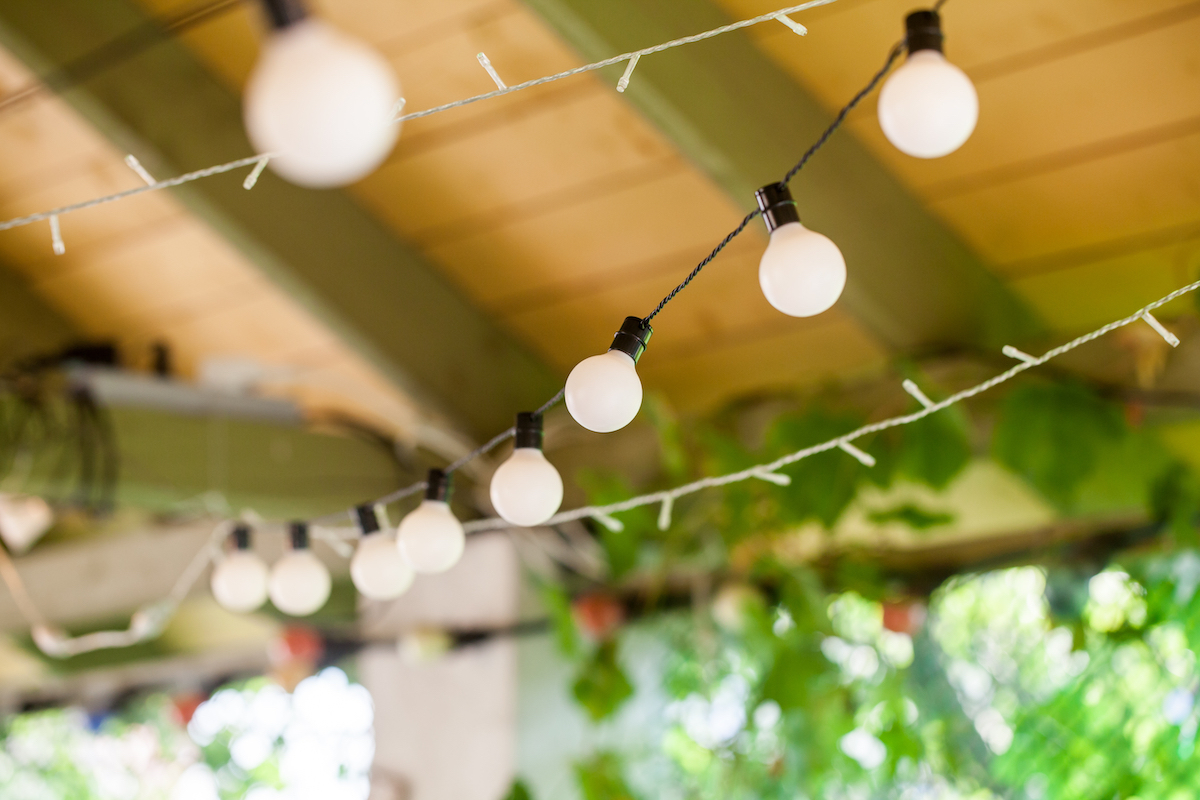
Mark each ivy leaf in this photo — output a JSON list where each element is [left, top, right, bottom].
[[992, 382, 1126, 509], [572, 640, 634, 722], [895, 406, 972, 490], [574, 752, 640, 800], [540, 582, 580, 658], [766, 407, 868, 528], [867, 503, 955, 531], [503, 780, 534, 800]]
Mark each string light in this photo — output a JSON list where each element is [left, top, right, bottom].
[[349, 505, 414, 599], [210, 524, 270, 613], [566, 317, 652, 433], [755, 183, 846, 317], [877, 10, 978, 159], [268, 522, 332, 616], [396, 469, 465, 574], [244, 0, 401, 187], [490, 413, 564, 527]]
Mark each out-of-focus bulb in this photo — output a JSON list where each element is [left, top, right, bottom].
[[566, 317, 652, 433], [244, 4, 400, 188], [211, 525, 270, 613], [755, 183, 846, 317], [397, 470, 465, 573], [490, 413, 563, 526], [877, 11, 978, 159], [349, 505, 414, 599], [269, 522, 331, 616]]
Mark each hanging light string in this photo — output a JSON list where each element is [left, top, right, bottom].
[[4, 278, 1193, 657], [0, 0, 841, 238]]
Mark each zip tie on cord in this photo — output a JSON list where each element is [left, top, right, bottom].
[[591, 512, 625, 533], [312, 526, 355, 558], [838, 441, 876, 467], [124, 154, 156, 185], [48, 214, 64, 255], [1142, 311, 1180, 347], [243, 155, 271, 190], [902, 379, 935, 409], [616, 54, 640, 93], [753, 469, 793, 486], [1002, 345, 1038, 364], [657, 494, 674, 530], [477, 52, 507, 90], [391, 97, 407, 122], [775, 13, 808, 35]]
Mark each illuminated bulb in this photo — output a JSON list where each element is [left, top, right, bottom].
[[565, 317, 653, 433], [877, 10, 978, 159], [397, 470, 465, 573], [244, 0, 401, 187], [755, 183, 845, 317], [490, 413, 563, 526], [350, 505, 414, 599], [268, 522, 331, 616], [211, 525, 270, 613]]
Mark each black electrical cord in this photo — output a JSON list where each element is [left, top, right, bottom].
[[644, 34, 910, 324]]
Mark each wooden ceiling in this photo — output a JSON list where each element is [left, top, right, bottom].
[[0, 0, 1194, 438]]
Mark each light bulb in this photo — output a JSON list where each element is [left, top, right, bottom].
[[244, 5, 400, 188], [755, 183, 846, 317], [565, 317, 652, 433], [877, 11, 978, 159], [490, 413, 564, 526], [211, 525, 269, 612], [268, 522, 331, 616], [350, 505, 415, 599], [397, 470, 465, 573]]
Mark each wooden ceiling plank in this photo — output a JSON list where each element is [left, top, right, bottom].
[[0, 0, 561, 437], [520, 0, 1042, 350]]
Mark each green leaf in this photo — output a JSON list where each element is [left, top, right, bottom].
[[642, 393, 689, 482], [760, 641, 823, 710], [540, 582, 580, 658], [503, 780, 534, 800], [867, 502, 955, 531], [1150, 462, 1200, 545], [766, 407, 868, 528], [992, 381, 1126, 509], [895, 406, 972, 490], [576, 469, 656, 578], [574, 752, 640, 800], [572, 640, 634, 721]]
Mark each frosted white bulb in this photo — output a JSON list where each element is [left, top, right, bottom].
[[268, 551, 332, 616], [490, 448, 564, 526], [397, 500, 465, 573], [351, 532, 415, 599], [566, 350, 643, 433], [878, 50, 978, 159], [759, 221, 847, 317], [211, 551, 270, 612], [244, 18, 400, 187]]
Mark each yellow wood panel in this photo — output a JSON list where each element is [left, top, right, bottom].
[[357, 85, 678, 237], [1009, 240, 1200, 332], [932, 131, 1200, 263], [424, 168, 749, 308], [640, 312, 888, 413]]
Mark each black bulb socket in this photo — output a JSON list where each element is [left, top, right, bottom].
[[755, 183, 800, 234], [514, 412, 544, 450], [289, 521, 309, 550], [608, 316, 653, 364], [261, 0, 308, 30], [355, 504, 381, 535], [904, 10, 944, 55], [231, 524, 252, 551], [425, 468, 453, 503]]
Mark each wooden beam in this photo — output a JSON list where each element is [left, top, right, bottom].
[[0, 0, 561, 438], [520, 0, 1045, 350]]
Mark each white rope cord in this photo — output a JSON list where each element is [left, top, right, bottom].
[[7, 278, 1196, 656], [0, 0, 836, 236]]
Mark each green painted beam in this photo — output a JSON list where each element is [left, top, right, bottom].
[[521, 0, 1044, 350], [0, 0, 561, 438]]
